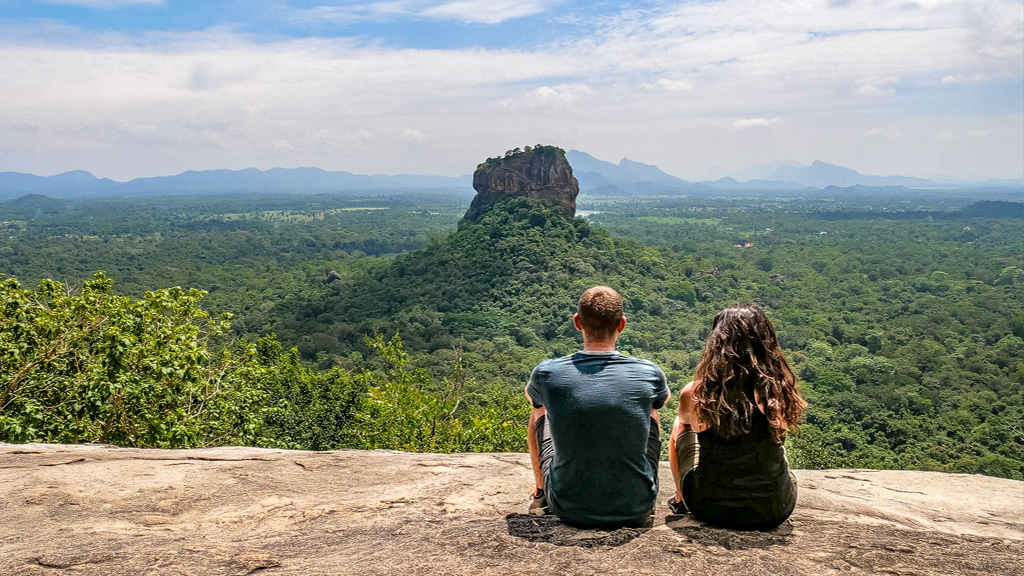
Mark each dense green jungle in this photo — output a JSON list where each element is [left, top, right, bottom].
[[2, 187, 1022, 479]]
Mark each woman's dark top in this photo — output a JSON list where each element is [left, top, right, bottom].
[[683, 406, 796, 530]]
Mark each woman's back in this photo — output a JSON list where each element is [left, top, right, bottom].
[[686, 408, 796, 529]]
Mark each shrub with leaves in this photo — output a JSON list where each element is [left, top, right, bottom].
[[0, 272, 527, 452], [0, 272, 265, 447], [344, 334, 527, 452]]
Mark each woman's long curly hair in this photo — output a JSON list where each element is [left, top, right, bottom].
[[692, 303, 806, 443]]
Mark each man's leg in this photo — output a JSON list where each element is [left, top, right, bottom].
[[646, 412, 662, 493]]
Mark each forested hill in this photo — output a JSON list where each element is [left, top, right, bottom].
[[273, 197, 665, 354]]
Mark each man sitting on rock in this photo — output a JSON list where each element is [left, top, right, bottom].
[[525, 286, 669, 528]]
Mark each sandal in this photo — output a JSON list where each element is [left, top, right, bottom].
[[529, 488, 549, 515], [667, 496, 688, 514]]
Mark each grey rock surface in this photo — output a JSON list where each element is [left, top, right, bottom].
[[1, 443, 1021, 575], [465, 147, 579, 222]]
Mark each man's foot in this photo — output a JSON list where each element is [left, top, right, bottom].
[[529, 488, 549, 515], [667, 496, 688, 514]]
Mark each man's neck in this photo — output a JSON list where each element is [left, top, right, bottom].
[[581, 339, 618, 353]]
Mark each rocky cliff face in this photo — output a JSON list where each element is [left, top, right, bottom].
[[464, 145, 580, 222], [1, 443, 1022, 576]]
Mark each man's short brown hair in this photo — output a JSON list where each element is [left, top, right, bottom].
[[577, 286, 624, 339]]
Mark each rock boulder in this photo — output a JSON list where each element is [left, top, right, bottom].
[[464, 146, 579, 222]]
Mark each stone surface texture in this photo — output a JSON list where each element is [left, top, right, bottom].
[[1, 443, 1022, 576], [465, 147, 579, 222]]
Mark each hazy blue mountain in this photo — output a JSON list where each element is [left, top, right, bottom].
[[768, 160, 935, 188], [712, 177, 740, 187], [572, 170, 617, 191], [0, 167, 472, 199], [119, 167, 472, 194], [566, 150, 689, 189], [700, 177, 811, 191], [731, 159, 803, 182], [0, 170, 117, 199]]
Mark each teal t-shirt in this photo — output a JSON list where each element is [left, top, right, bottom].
[[527, 351, 669, 527]]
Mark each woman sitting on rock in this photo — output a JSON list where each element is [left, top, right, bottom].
[[669, 303, 807, 530]]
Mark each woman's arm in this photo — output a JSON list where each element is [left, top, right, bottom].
[[525, 387, 546, 493], [669, 381, 703, 502]]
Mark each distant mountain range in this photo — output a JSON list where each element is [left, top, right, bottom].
[[763, 160, 936, 188], [566, 150, 1023, 194], [0, 167, 472, 201], [1, 153, 1021, 201]]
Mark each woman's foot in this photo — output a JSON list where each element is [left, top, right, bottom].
[[528, 488, 549, 515], [667, 495, 688, 514]]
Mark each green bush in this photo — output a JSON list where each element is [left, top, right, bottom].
[[0, 272, 260, 447], [0, 273, 527, 453]]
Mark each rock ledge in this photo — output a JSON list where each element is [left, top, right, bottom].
[[1, 443, 1021, 575]]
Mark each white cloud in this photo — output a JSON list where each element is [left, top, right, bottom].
[[186, 61, 258, 92], [644, 78, 694, 92], [10, 123, 40, 134], [403, 128, 428, 144], [45, 0, 162, 7], [421, 0, 552, 24], [941, 73, 989, 84], [59, 119, 160, 143], [855, 76, 899, 96], [348, 129, 374, 147], [855, 84, 895, 96], [500, 84, 591, 109], [937, 129, 995, 140], [732, 117, 780, 130], [295, 2, 413, 24], [294, 0, 552, 25], [864, 128, 906, 138]]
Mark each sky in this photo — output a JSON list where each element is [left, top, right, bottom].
[[0, 0, 1021, 181]]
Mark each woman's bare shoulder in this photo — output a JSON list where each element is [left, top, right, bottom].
[[679, 380, 696, 399], [677, 380, 706, 431], [677, 381, 697, 412]]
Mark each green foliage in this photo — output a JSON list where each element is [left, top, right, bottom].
[[344, 334, 526, 452], [227, 334, 368, 450], [1011, 313, 1024, 339], [476, 144, 567, 170], [666, 281, 697, 306], [0, 272, 524, 452], [0, 272, 262, 447]]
